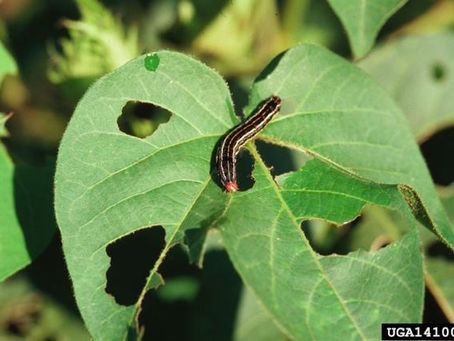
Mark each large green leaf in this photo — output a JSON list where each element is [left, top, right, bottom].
[[221, 152, 423, 340], [359, 33, 454, 140], [55, 51, 234, 340], [248, 44, 454, 250], [0, 146, 55, 281], [359, 34, 454, 321], [326, 0, 407, 59], [55, 45, 448, 340], [234, 286, 288, 341]]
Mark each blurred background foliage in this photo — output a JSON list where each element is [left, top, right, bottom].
[[0, 0, 454, 339]]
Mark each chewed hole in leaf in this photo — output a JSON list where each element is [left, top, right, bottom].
[[138, 249, 241, 340], [235, 149, 255, 191], [256, 139, 309, 176], [431, 62, 447, 82], [420, 126, 454, 186], [300, 204, 412, 256], [117, 101, 171, 139], [137, 245, 201, 339], [138, 289, 192, 340], [105, 226, 165, 306], [301, 218, 358, 256]]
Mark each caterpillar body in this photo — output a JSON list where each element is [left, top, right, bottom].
[[216, 95, 282, 193]]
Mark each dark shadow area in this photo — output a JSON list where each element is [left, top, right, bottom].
[[118, 101, 172, 139], [24, 233, 81, 317], [187, 249, 242, 341], [227, 78, 250, 121], [431, 62, 447, 82], [254, 49, 287, 83], [420, 126, 454, 186], [5, 0, 78, 81], [105, 226, 166, 306], [5, 0, 81, 115], [427, 241, 454, 261], [12, 149, 57, 267], [163, 0, 229, 45], [138, 249, 242, 341], [423, 286, 449, 324], [379, 0, 435, 38], [137, 244, 200, 340]]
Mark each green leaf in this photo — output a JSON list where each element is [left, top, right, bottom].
[[0, 148, 56, 281], [234, 286, 288, 341], [54, 51, 234, 340], [0, 41, 17, 82], [326, 0, 407, 59], [359, 33, 454, 140], [55, 45, 449, 340], [249, 44, 454, 251], [221, 152, 423, 340]]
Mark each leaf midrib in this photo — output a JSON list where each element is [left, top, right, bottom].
[[249, 146, 368, 340], [122, 176, 212, 340]]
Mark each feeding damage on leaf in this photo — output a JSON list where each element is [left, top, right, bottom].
[[104, 225, 203, 336], [105, 226, 166, 306], [220, 151, 425, 339], [117, 101, 172, 139], [54, 45, 454, 341]]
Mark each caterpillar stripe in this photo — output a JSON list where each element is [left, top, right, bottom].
[[216, 95, 282, 193]]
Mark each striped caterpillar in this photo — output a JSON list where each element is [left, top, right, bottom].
[[216, 95, 282, 192]]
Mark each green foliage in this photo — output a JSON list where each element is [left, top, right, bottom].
[[0, 43, 56, 283], [55, 51, 234, 340], [248, 44, 453, 249], [1, 45, 55, 281], [2, 1, 454, 339], [55, 44, 452, 340], [0, 144, 56, 281], [355, 32, 454, 324], [234, 286, 288, 341], [221, 152, 423, 340], [360, 33, 454, 140], [327, 0, 407, 58]]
